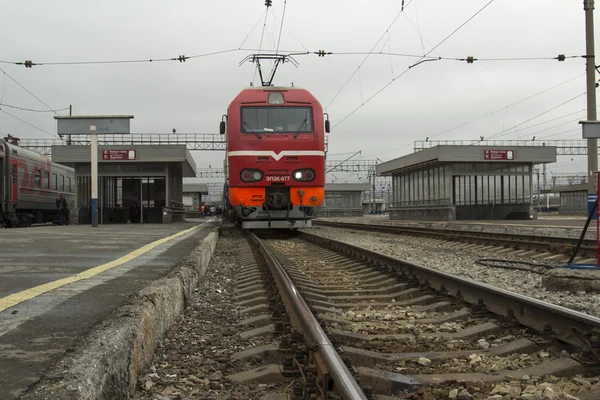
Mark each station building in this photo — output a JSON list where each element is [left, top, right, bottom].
[[317, 183, 368, 217], [376, 145, 556, 221], [52, 145, 196, 224]]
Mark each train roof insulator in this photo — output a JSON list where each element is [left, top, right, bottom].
[[268, 92, 285, 104]]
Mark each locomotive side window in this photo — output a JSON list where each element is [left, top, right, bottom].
[[35, 170, 41, 188], [241, 107, 313, 134], [68, 177, 72, 192], [60, 175, 65, 191], [52, 173, 57, 190], [45, 172, 50, 189]]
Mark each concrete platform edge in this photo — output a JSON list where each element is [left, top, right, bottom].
[[19, 224, 220, 400]]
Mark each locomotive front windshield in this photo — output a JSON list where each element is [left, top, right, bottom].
[[241, 107, 313, 134]]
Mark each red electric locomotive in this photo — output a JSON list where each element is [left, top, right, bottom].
[[1, 137, 75, 227], [220, 86, 330, 229]]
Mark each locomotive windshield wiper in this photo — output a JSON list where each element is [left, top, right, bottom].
[[243, 122, 262, 139], [293, 119, 307, 138]]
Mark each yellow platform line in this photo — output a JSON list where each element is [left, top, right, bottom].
[[0, 224, 202, 313]]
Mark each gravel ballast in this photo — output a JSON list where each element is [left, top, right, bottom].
[[135, 230, 285, 400], [305, 226, 600, 318]]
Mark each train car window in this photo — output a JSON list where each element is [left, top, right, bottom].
[[241, 107, 313, 134], [45, 172, 50, 189], [35, 170, 41, 188], [68, 177, 72, 192], [60, 175, 65, 191], [52, 173, 57, 190]]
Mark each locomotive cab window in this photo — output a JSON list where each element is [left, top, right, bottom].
[[241, 107, 313, 134]]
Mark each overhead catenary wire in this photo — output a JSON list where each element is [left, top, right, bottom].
[[365, 107, 587, 162], [0, 49, 242, 67], [486, 92, 586, 140], [238, 9, 268, 49], [0, 48, 584, 68], [516, 114, 587, 139], [413, 0, 426, 56], [0, 109, 56, 138], [0, 67, 60, 116], [0, 71, 6, 103], [499, 109, 586, 137], [275, 0, 288, 55], [332, 0, 496, 130], [253, 4, 271, 85], [534, 128, 581, 140], [325, 0, 415, 111], [426, 73, 586, 141], [0, 103, 69, 113], [271, 12, 310, 52]]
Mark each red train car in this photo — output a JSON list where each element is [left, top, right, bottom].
[[221, 86, 329, 229], [1, 139, 75, 227]]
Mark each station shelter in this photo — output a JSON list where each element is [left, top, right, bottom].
[[362, 199, 387, 214], [317, 183, 369, 217], [51, 145, 196, 224], [183, 184, 209, 211], [376, 145, 557, 221]]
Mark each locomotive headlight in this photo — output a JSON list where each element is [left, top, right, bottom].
[[292, 168, 316, 182], [252, 171, 262, 180], [268, 92, 285, 104]]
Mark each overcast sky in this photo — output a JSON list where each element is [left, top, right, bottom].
[[0, 0, 595, 191]]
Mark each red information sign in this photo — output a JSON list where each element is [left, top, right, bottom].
[[484, 150, 514, 160], [102, 150, 136, 161]]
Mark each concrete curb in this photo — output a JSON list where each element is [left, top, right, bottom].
[[20, 225, 220, 400]]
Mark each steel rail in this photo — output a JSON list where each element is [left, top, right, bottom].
[[314, 221, 597, 256], [248, 231, 368, 400], [299, 231, 600, 350]]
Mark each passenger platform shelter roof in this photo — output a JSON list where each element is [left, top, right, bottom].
[[52, 144, 197, 177], [377, 145, 557, 176], [183, 184, 209, 195]]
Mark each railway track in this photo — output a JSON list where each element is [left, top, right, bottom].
[[228, 229, 600, 399], [313, 220, 597, 260]]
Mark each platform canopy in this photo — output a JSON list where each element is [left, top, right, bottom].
[[377, 145, 557, 176], [183, 184, 209, 195]]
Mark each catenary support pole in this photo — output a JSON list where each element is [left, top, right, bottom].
[[91, 131, 98, 227], [585, 0, 598, 214]]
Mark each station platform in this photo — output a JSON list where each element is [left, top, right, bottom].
[[315, 214, 595, 240], [0, 219, 217, 400]]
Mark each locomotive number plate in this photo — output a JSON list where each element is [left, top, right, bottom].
[[266, 175, 290, 182]]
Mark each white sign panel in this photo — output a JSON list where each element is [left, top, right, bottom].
[[581, 121, 600, 139]]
